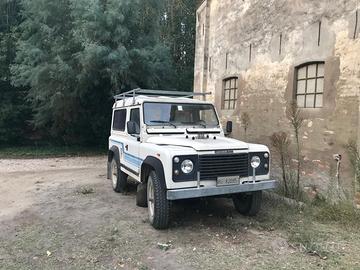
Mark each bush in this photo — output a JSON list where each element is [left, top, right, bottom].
[[346, 139, 360, 190], [314, 200, 360, 227], [276, 170, 308, 202]]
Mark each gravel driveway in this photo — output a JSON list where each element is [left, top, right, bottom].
[[0, 156, 353, 269]]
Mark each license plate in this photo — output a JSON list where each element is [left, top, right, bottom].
[[217, 176, 240, 186]]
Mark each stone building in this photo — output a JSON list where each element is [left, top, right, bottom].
[[194, 0, 360, 195]]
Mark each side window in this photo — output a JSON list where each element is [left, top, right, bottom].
[[113, 109, 127, 131], [130, 108, 140, 134]]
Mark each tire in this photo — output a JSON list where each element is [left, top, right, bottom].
[[136, 182, 148, 207], [232, 191, 262, 216], [147, 170, 170, 229], [110, 158, 128, 193]]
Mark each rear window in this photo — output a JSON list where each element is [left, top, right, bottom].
[[113, 109, 126, 131]]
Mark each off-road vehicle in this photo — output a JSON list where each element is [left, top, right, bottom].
[[107, 89, 277, 229]]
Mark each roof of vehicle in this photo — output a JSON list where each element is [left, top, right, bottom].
[[113, 89, 213, 108]]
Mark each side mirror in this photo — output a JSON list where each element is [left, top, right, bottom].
[[127, 121, 139, 135], [226, 121, 233, 134]]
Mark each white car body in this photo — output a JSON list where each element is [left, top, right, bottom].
[[107, 93, 277, 201]]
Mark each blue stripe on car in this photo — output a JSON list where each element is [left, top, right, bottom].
[[109, 139, 143, 168]]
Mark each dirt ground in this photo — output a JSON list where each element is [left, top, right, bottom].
[[0, 157, 359, 270]]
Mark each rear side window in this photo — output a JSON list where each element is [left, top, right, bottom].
[[113, 109, 126, 131]]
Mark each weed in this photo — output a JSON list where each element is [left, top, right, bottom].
[[314, 200, 360, 228], [345, 139, 360, 191], [271, 131, 291, 196], [255, 196, 301, 230], [276, 170, 307, 202], [289, 226, 329, 259], [287, 102, 304, 193], [241, 112, 251, 140], [77, 186, 95, 195]]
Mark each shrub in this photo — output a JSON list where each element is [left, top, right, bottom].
[[271, 131, 291, 196], [240, 112, 251, 140]]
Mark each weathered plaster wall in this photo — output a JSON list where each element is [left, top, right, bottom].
[[194, 0, 360, 193]]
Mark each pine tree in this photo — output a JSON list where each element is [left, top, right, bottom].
[[11, 0, 175, 145], [0, 0, 30, 146]]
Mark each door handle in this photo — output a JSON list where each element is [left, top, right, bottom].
[[125, 144, 129, 151]]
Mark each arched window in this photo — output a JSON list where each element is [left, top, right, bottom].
[[295, 62, 324, 108], [222, 77, 238, 110]]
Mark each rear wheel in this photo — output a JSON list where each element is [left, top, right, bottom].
[[147, 170, 170, 229], [110, 158, 128, 193], [232, 191, 262, 216]]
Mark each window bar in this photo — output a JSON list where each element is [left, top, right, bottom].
[[249, 44, 252, 62], [314, 63, 318, 108], [318, 21, 322, 46], [354, 10, 358, 40]]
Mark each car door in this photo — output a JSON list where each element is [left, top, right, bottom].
[[124, 107, 142, 178]]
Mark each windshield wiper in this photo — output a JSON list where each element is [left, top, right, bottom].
[[150, 120, 177, 128]]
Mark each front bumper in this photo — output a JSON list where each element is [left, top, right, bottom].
[[166, 180, 278, 200]]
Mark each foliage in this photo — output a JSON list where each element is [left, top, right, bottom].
[[312, 198, 360, 227], [0, 0, 197, 146], [160, 0, 197, 91], [346, 139, 360, 190], [288, 226, 329, 259], [240, 112, 250, 139], [0, 145, 105, 158], [0, 0, 199, 145], [271, 131, 291, 196], [276, 170, 308, 202], [77, 186, 95, 195], [287, 102, 304, 193], [0, 0, 31, 146], [10, 0, 187, 145]]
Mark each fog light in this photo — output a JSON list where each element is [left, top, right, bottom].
[[264, 153, 269, 159], [264, 163, 268, 169], [174, 170, 179, 175], [251, 156, 261, 168], [174, 157, 180, 163]]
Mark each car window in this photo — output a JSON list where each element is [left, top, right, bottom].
[[113, 109, 126, 131], [130, 108, 140, 134]]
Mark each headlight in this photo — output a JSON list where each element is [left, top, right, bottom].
[[251, 156, 261, 168], [181, 159, 194, 174]]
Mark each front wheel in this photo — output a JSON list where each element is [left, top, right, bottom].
[[147, 170, 170, 229], [232, 191, 262, 216]]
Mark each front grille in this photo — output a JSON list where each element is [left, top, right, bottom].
[[198, 153, 249, 180]]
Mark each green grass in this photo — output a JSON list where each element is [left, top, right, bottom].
[[312, 200, 360, 227], [0, 145, 106, 159]]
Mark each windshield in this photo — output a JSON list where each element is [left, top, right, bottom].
[[143, 102, 219, 127]]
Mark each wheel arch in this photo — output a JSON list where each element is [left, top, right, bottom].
[[107, 146, 120, 179], [141, 156, 166, 189]]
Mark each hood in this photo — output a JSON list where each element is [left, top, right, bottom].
[[146, 135, 248, 151]]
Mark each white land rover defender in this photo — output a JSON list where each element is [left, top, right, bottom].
[[107, 89, 277, 229]]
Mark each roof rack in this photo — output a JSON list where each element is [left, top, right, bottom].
[[114, 88, 211, 104]]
